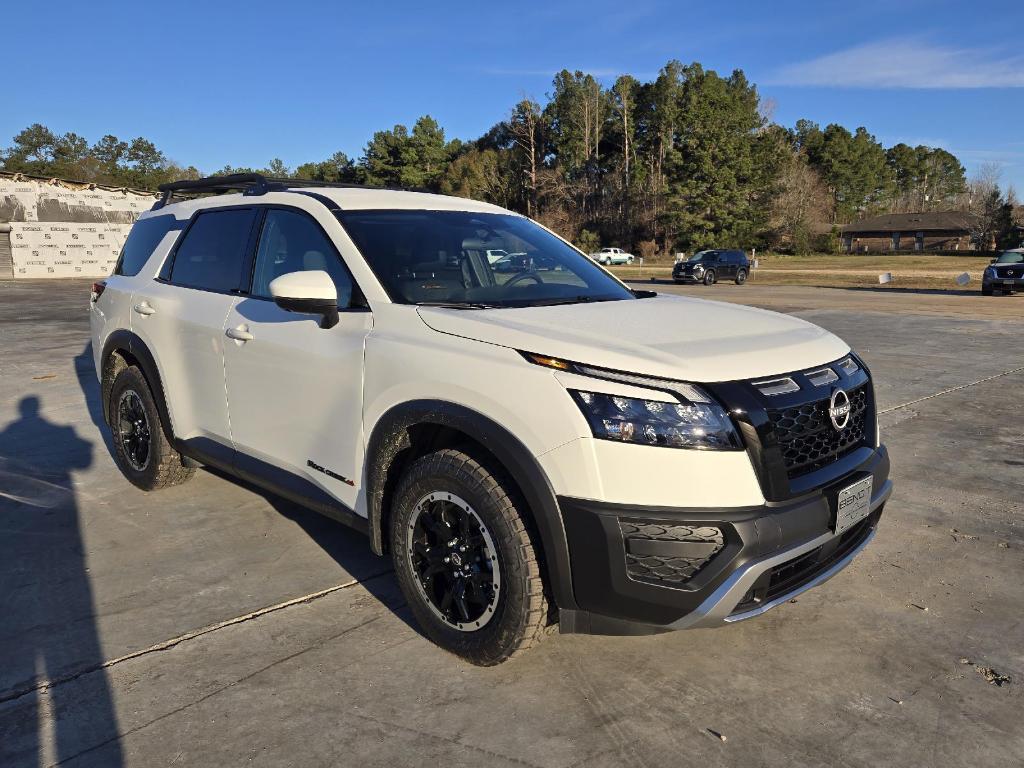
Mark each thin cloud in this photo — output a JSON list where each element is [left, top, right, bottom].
[[768, 39, 1024, 89]]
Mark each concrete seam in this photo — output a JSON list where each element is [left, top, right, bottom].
[[879, 366, 1024, 414], [0, 568, 393, 705]]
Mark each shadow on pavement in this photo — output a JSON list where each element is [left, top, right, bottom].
[[0, 395, 124, 766]]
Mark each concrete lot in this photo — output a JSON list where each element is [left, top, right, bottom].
[[1, 279, 1021, 767]]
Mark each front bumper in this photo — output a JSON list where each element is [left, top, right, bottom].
[[558, 445, 891, 635], [983, 274, 1024, 291], [673, 270, 701, 282]]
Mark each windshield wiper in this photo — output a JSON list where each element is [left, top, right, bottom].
[[529, 295, 620, 307], [415, 301, 499, 310]]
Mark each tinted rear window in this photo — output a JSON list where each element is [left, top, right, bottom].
[[169, 209, 256, 292], [115, 215, 181, 276]]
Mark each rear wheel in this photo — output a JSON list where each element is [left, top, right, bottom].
[[390, 448, 548, 665], [703, 269, 716, 286], [108, 366, 195, 491], [735, 268, 748, 285]]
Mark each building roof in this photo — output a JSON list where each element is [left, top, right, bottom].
[[841, 210, 979, 234]]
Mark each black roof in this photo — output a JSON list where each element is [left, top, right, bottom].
[[841, 211, 980, 234]]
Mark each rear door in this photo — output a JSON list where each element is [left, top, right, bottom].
[[222, 206, 371, 511], [130, 206, 258, 457], [720, 250, 737, 278]]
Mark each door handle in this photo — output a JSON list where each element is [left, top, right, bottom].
[[133, 301, 156, 316], [225, 325, 254, 342]]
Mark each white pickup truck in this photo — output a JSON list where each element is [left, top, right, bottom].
[[589, 247, 635, 265]]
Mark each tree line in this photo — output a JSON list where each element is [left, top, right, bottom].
[[3, 60, 1020, 253]]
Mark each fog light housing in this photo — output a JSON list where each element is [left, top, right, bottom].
[[620, 521, 725, 585]]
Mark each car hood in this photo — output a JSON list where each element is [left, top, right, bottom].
[[417, 294, 849, 382]]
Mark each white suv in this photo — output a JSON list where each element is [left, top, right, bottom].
[[91, 174, 892, 665]]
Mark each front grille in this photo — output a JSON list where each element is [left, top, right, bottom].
[[997, 266, 1022, 278], [769, 385, 869, 478], [620, 521, 724, 585]]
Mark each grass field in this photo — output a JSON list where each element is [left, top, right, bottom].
[[610, 253, 996, 290]]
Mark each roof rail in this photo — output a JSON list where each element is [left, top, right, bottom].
[[152, 173, 426, 210]]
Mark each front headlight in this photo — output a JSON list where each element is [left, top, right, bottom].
[[568, 389, 739, 450], [985, 267, 997, 278], [693, 264, 705, 272]]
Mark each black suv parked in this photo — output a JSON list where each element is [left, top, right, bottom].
[[982, 249, 1024, 295], [673, 249, 749, 285]]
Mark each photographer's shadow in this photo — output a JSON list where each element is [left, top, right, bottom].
[[0, 395, 123, 766]]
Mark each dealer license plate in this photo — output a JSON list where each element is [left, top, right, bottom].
[[835, 476, 873, 534]]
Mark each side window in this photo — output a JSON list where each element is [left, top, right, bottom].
[[251, 209, 354, 307], [115, 215, 181, 276], [169, 208, 256, 292]]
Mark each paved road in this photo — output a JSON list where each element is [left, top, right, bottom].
[[1, 279, 1021, 767]]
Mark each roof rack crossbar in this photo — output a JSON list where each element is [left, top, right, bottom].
[[152, 173, 425, 210]]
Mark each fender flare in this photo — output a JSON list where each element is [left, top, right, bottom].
[[100, 329, 173, 435], [364, 400, 578, 611]]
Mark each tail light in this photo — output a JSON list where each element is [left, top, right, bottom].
[[90, 281, 106, 303]]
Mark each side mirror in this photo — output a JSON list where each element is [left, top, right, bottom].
[[268, 270, 340, 329]]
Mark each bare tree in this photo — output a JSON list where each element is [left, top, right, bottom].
[[768, 153, 834, 253], [509, 99, 543, 218]]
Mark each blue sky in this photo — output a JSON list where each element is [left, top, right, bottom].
[[4, 0, 1023, 191]]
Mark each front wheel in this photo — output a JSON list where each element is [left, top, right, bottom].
[[735, 268, 748, 285], [390, 448, 549, 665], [982, 285, 993, 296], [703, 269, 716, 286]]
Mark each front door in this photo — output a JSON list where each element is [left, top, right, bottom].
[[222, 207, 371, 511]]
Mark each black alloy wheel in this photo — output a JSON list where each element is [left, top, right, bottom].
[[117, 389, 151, 471], [407, 492, 500, 631]]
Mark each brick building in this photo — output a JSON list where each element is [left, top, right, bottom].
[[841, 211, 981, 253]]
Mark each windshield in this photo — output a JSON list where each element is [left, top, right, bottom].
[[688, 250, 718, 262], [995, 251, 1024, 264], [336, 210, 635, 307]]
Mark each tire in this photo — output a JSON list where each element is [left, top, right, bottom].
[[673, 279, 683, 284], [982, 285, 993, 296], [703, 269, 716, 286], [108, 366, 195, 491], [735, 268, 748, 285], [390, 448, 548, 665]]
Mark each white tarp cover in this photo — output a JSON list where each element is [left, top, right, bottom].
[[1, 176, 155, 278]]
